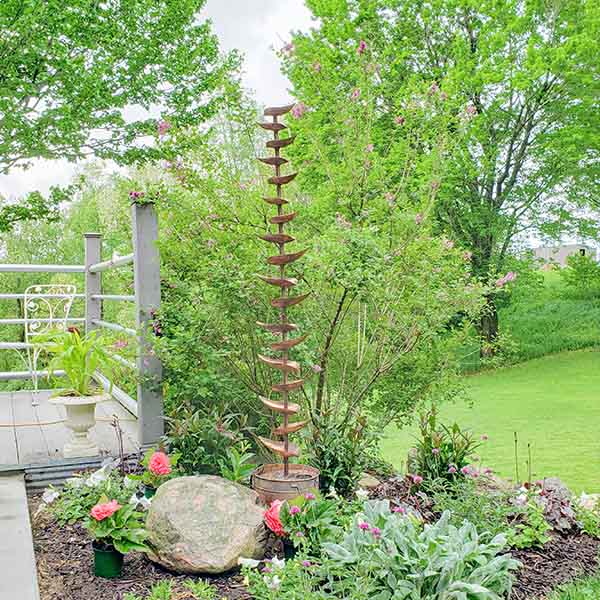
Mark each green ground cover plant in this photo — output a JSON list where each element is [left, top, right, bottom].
[[548, 573, 600, 600]]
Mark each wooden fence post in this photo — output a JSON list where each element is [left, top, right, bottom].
[[132, 202, 164, 447], [84, 233, 102, 334]]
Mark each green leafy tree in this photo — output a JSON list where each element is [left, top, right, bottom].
[[282, 0, 600, 353], [0, 0, 240, 231]]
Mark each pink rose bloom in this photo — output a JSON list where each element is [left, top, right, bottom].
[[357, 39, 367, 54], [148, 451, 171, 476], [351, 88, 361, 100], [91, 500, 121, 521], [394, 115, 405, 125], [291, 102, 308, 119], [264, 500, 285, 536]]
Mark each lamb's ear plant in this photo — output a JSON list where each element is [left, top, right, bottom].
[[39, 328, 119, 396]]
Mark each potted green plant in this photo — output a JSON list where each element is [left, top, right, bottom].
[[84, 496, 148, 578], [41, 328, 119, 457], [131, 448, 179, 498]]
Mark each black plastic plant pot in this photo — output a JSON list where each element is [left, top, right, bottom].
[[283, 539, 296, 560], [92, 542, 124, 578], [143, 485, 157, 499]]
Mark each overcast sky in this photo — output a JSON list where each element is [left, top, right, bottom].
[[0, 0, 314, 201]]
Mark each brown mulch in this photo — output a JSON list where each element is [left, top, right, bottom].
[[30, 494, 252, 600], [31, 476, 600, 600]]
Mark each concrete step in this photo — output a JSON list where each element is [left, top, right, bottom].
[[0, 474, 39, 600]]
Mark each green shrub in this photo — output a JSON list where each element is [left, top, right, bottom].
[[560, 254, 600, 298], [574, 500, 600, 539], [218, 444, 256, 484], [548, 573, 600, 599], [508, 501, 552, 549], [413, 409, 481, 483], [322, 501, 520, 599]]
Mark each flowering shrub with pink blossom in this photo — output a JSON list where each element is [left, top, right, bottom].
[[84, 495, 148, 554], [130, 448, 180, 491]]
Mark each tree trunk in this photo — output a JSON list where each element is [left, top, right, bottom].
[[479, 294, 498, 357]]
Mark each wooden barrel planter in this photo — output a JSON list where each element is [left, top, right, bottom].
[[252, 463, 319, 505]]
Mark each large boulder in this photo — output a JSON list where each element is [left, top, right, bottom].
[[146, 475, 267, 574]]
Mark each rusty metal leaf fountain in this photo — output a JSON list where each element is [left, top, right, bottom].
[[252, 104, 319, 503]]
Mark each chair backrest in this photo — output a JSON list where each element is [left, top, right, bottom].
[[24, 284, 77, 343]]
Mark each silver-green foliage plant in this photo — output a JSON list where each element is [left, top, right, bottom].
[[322, 501, 520, 600]]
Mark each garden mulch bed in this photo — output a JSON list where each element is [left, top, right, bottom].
[[30, 478, 600, 600]]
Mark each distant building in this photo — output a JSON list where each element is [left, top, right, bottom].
[[533, 244, 597, 268]]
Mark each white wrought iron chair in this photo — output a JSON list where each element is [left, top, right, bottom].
[[22, 284, 77, 405]]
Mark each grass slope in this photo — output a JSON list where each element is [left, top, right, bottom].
[[382, 349, 600, 493]]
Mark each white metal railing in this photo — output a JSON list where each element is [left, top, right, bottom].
[[0, 202, 163, 448]]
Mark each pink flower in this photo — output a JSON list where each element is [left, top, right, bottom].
[[289, 505, 301, 515], [443, 239, 454, 250], [262, 566, 272, 574], [357, 39, 367, 54], [484, 468, 493, 475], [311, 364, 323, 373], [351, 88, 361, 100], [157, 120, 171, 137], [466, 104, 478, 116], [366, 143, 374, 153], [148, 451, 171, 476], [113, 339, 128, 350], [90, 500, 121, 521], [312, 61, 322, 73], [432, 448, 440, 455], [370, 526, 381, 537], [394, 115, 405, 125], [429, 82, 440, 95], [393, 506, 406, 514], [302, 560, 311, 567], [358, 521, 370, 530], [264, 500, 285, 536], [304, 492, 316, 501], [411, 474, 423, 485], [291, 102, 308, 119], [295, 531, 304, 537], [448, 465, 458, 474], [129, 191, 145, 201], [415, 213, 424, 225]]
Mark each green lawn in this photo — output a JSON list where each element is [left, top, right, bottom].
[[382, 349, 600, 493]]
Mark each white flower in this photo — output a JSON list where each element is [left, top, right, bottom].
[[238, 557, 261, 568], [265, 575, 281, 590], [124, 476, 138, 490], [42, 488, 60, 504], [270, 556, 285, 570], [86, 464, 112, 487], [65, 476, 84, 488], [327, 486, 339, 499], [355, 488, 369, 501]]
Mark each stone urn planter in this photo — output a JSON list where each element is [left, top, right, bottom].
[[49, 392, 106, 458]]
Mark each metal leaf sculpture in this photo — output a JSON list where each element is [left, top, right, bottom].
[[257, 104, 309, 477]]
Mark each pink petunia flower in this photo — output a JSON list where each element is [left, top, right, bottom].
[[148, 451, 171, 476], [90, 500, 121, 521]]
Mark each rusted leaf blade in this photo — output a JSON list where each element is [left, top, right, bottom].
[[258, 156, 288, 167], [260, 396, 300, 414], [273, 420, 309, 435], [267, 137, 296, 149], [260, 233, 295, 245], [270, 212, 297, 224], [259, 437, 300, 458], [258, 354, 300, 374], [270, 334, 308, 351], [271, 294, 309, 308], [256, 321, 298, 334], [267, 249, 306, 265], [257, 275, 298, 288], [272, 379, 305, 393], [259, 122, 287, 132], [264, 104, 295, 117], [263, 196, 289, 206], [268, 173, 297, 185]]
